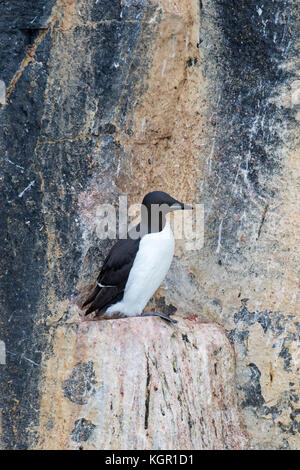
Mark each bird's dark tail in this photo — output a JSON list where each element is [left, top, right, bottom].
[[84, 289, 124, 317], [85, 304, 97, 316], [82, 285, 101, 309]]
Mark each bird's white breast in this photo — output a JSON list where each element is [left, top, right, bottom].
[[106, 221, 175, 316]]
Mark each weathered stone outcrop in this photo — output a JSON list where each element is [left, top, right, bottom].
[[36, 318, 248, 450], [0, 0, 299, 450]]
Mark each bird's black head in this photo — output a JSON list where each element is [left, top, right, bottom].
[[140, 191, 192, 235], [142, 191, 192, 212]]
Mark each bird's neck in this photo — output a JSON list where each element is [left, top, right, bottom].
[[140, 209, 166, 235]]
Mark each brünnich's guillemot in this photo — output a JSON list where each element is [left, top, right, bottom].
[[82, 191, 192, 323]]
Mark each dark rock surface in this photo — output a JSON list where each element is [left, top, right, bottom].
[[71, 418, 96, 443], [200, 0, 299, 258]]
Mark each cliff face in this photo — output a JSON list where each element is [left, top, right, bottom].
[[0, 0, 299, 450], [36, 319, 248, 450]]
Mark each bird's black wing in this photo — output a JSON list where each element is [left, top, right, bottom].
[[82, 236, 141, 316]]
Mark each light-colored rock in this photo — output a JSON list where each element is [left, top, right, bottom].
[[36, 317, 248, 450], [291, 81, 300, 107], [0, 80, 5, 105], [0, 341, 5, 365]]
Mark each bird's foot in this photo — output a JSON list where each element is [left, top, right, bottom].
[[141, 311, 177, 323]]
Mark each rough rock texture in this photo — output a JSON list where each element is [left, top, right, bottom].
[[36, 318, 248, 450], [0, 0, 299, 450]]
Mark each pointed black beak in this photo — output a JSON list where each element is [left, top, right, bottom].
[[181, 203, 193, 210]]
